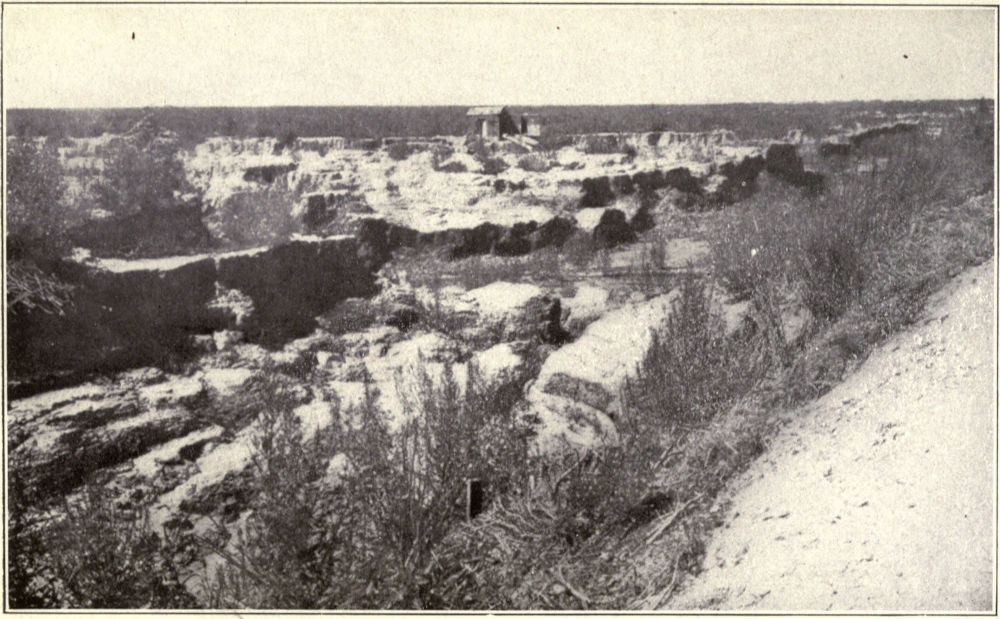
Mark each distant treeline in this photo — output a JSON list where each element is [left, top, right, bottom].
[[6, 100, 989, 142]]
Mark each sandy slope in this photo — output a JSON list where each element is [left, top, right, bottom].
[[668, 260, 996, 612]]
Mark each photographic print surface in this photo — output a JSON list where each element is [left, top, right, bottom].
[[3, 3, 997, 611]]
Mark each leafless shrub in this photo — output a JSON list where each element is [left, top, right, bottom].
[[10, 483, 195, 608]]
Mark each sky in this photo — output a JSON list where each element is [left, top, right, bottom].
[[2, 4, 996, 108]]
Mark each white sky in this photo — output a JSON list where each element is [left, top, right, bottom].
[[2, 4, 996, 108]]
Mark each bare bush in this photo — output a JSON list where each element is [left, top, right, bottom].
[[625, 271, 772, 431], [200, 375, 350, 609], [11, 484, 195, 608], [6, 260, 75, 316]]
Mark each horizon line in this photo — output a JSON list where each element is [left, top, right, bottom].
[[5, 96, 995, 112]]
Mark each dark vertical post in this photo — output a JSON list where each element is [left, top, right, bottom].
[[466, 478, 484, 520]]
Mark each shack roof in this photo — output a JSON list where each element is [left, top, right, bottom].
[[466, 106, 508, 117]]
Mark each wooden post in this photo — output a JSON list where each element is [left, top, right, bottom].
[[466, 478, 484, 521]]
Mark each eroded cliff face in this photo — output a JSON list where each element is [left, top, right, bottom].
[[180, 132, 777, 244], [16, 128, 828, 397], [9, 235, 383, 397], [9, 127, 847, 463]]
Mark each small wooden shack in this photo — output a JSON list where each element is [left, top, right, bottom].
[[466, 106, 518, 139], [520, 113, 543, 138]]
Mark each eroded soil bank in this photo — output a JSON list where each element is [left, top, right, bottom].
[[667, 260, 995, 612]]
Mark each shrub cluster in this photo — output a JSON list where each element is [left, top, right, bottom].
[[8, 480, 196, 608], [89, 134, 191, 219], [625, 272, 773, 431], [213, 185, 303, 248], [711, 110, 994, 324], [387, 141, 418, 161], [5, 139, 79, 317], [6, 139, 73, 262], [199, 361, 536, 609]]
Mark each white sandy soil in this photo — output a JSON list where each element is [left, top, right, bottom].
[[667, 261, 996, 611]]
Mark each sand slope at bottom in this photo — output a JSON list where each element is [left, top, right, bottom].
[[668, 261, 996, 612]]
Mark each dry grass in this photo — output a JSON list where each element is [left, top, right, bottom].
[[421, 111, 995, 610]]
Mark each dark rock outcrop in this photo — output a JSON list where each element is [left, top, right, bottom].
[[10, 236, 388, 393], [593, 209, 635, 249], [848, 121, 920, 148], [444, 222, 505, 259], [242, 163, 298, 184], [632, 167, 703, 195], [583, 166, 702, 209], [632, 169, 666, 194], [819, 121, 920, 157], [765, 143, 825, 193], [580, 176, 616, 208], [712, 155, 766, 204], [612, 174, 635, 195], [819, 140, 852, 157], [530, 216, 576, 251], [494, 221, 539, 257], [9, 256, 222, 397], [357, 215, 577, 263], [300, 193, 337, 231], [69, 201, 212, 259], [765, 143, 805, 180], [217, 237, 379, 346], [12, 214, 591, 392], [662, 167, 702, 194], [629, 203, 656, 234]]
